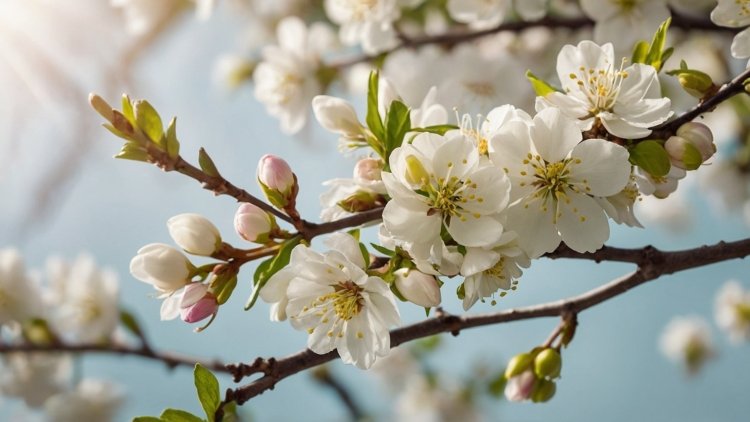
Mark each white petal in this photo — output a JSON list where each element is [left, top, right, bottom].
[[382, 200, 440, 244], [507, 199, 560, 258], [531, 108, 582, 163], [569, 139, 631, 196], [448, 214, 504, 247], [557, 192, 610, 253], [461, 247, 501, 276], [324, 233, 366, 269], [732, 28, 750, 58], [160, 294, 181, 321]]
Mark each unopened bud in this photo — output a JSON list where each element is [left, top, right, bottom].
[[89, 93, 115, 122], [312, 95, 364, 138], [234, 203, 276, 243], [353, 157, 383, 182], [676, 70, 714, 98], [504, 370, 536, 402], [665, 136, 703, 170], [404, 155, 429, 186], [393, 268, 442, 308], [167, 213, 222, 256], [180, 283, 218, 323], [505, 352, 534, 378], [257, 154, 296, 208], [677, 122, 715, 162], [337, 191, 385, 213], [531, 379, 557, 403], [534, 348, 562, 379]]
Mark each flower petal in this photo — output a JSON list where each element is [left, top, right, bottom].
[[557, 192, 610, 253]]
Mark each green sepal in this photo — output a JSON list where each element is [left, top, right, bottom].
[[347, 228, 361, 241], [245, 237, 302, 310], [212, 275, 238, 305], [370, 243, 395, 257], [682, 142, 703, 170], [359, 242, 370, 267], [134, 100, 164, 147], [456, 282, 465, 300], [629, 140, 671, 177], [119, 309, 146, 340], [121, 94, 135, 124], [194, 364, 220, 422], [526, 70, 559, 97], [115, 143, 150, 162], [198, 148, 221, 178], [390, 282, 407, 302]]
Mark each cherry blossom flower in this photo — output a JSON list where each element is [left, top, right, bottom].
[[579, 0, 670, 53], [711, 0, 750, 66], [537, 40, 672, 139], [262, 233, 400, 369], [714, 280, 750, 343], [490, 108, 631, 257], [382, 131, 511, 261], [324, 0, 400, 54], [44, 379, 124, 422], [0, 248, 44, 325], [447, 0, 509, 30], [0, 353, 72, 408], [659, 315, 715, 374]]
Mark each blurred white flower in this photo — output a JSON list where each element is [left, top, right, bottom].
[[0, 353, 72, 408], [659, 315, 715, 374], [447, 0, 509, 30], [490, 108, 631, 257], [395, 374, 481, 422], [324, 0, 400, 54], [711, 0, 750, 66], [254, 17, 335, 134], [715, 280, 750, 343], [579, 0, 670, 53], [262, 233, 400, 369], [538, 41, 672, 139], [44, 379, 124, 422], [47, 255, 119, 344], [0, 248, 44, 325], [514, 0, 548, 21]]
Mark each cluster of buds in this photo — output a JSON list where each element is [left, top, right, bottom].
[[503, 347, 562, 403]]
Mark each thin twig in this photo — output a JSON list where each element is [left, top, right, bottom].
[[311, 366, 365, 421], [220, 237, 750, 411]]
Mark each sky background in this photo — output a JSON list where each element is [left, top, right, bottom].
[[1, 5, 749, 422]]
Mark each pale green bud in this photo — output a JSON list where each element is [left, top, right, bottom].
[[534, 348, 562, 379], [505, 353, 534, 379], [531, 379, 556, 403]]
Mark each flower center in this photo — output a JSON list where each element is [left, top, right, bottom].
[[485, 257, 507, 279], [272, 73, 302, 106], [316, 281, 364, 321], [530, 156, 573, 200], [613, 0, 637, 12], [567, 59, 629, 115]]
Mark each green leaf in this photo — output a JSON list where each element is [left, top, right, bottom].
[[120, 309, 146, 340], [370, 243, 395, 257], [213, 275, 237, 305], [631, 41, 649, 65], [132, 417, 163, 422], [644, 18, 671, 71], [161, 408, 205, 422], [384, 100, 411, 158], [410, 124, 459, 136], [134, 100, 164, 146], [198, 148, 221, 177], [194, 364, 220, 422], [165, 117, 180, 159], [629, 140, 671, 177], [359, 243, 370, 267], [365, 71, 385, 143], [526, 70, 559, 97], [246, 237, 302, 310], [121, 94, 135, 124], [115, 143, 150, 162], [102, 123, 129, 140]]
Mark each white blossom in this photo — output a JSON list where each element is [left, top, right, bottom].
[[324, 0, 400, 54], [579, 0, 670, 53], [167, 213, 222, 256], [395, 374, 481, 422], [538, 40, 672, 139], [447, 0, 509, 30], [659, 315, 715, 374], [254, 17, 335, 134], [382, 131, 511, 261], [0, 353, 72, 408], [459, 232, 530, 310], [0, 248, 44, 325], [711, 0, 750, 66], [596, 174, 643, 228], [714, 280, 750, 343], [490, 108, 631, 257], [47, 255, 119, 344], [129, 244, 194, 320], [44, 379, 124, 422], [261, 233, 400, 369]]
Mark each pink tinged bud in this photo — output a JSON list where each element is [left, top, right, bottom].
[[504, 370, 537, 402], [353, 158, 383, 182], [312, 95, 363, 138], [130, 244, 193, 293], [234, 203, 275, 243], [167, 213, 222, 256], [257, 154, 294, 193], [394, 269, 441, 308], [180, 283, 218, 323], [676, 122, 716, 162]]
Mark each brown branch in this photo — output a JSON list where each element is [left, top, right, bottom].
[[0, 342, 229, 374], [650, 66, 750, 138], [327, 13, 738, 69], [221, 237, 750, 411]]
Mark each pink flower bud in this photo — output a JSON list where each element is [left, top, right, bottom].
[[394, 269, 441, 308], [257, 154, 294, 193], [504, 370, 537, 402], [234, 203, 276, 243], [353, 158, 383, 182], [180, 283, 218, 323]]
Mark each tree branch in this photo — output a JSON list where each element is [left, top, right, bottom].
[[221, 237, 750, 411], [0, 342, 229, 374], [328, 12, 738, 69]]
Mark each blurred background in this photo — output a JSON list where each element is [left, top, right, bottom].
[[1, 0, 749, 421]]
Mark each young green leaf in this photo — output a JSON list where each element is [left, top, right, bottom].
[[119, 309, 146, 341], [645, 18, 671, 71], [194, 364, 220, 422], [198, 148, 221, 178], [384, 100, 411, 157], [410, 124, 459, 136], [132, 417, 163, 422], [213, 275, 238, 305], [370, 243, 395, 257], [165, 117, 180, 159], [630, 140, 671, 177], [359, 242, 370, 267], [134, 100, 164, 146], [631, 40, 649, 65], [365, 71, 386, 143], [246, 237, 302, 310], [526, 70, 559, 97], [160, 409, 205, 422]]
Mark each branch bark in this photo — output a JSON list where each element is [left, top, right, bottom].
[[220, 237, 750, 411]]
